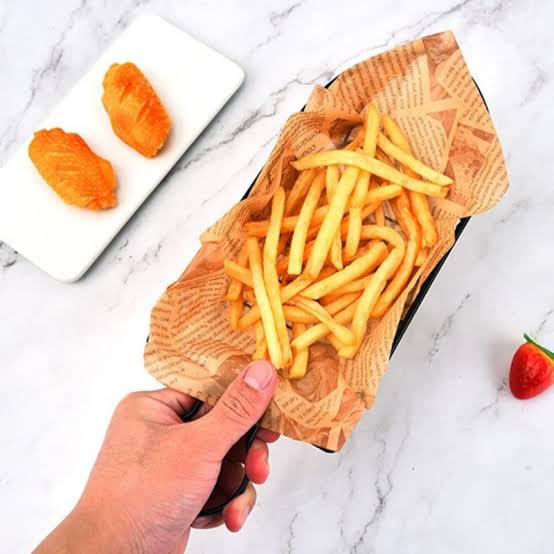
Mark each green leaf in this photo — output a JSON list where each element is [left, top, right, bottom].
[[524, 333, 554, 361]]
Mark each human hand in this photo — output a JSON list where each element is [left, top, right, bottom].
[[35, 360, 278, 553]]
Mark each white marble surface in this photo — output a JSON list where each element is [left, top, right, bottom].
[[1, 1, 554, 552]]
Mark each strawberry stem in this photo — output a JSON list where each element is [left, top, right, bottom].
[[524, 333, 554, 361]]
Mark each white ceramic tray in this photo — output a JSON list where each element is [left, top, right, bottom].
[[0, 15, 244, 282]]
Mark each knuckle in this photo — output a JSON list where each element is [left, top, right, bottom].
[[220, 389, 258, 424]]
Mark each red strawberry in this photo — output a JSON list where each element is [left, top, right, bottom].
[[509, 334, 554, 400]]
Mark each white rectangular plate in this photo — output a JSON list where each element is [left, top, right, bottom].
[[0, 15, 244, 282]]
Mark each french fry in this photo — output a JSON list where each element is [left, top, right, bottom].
[[288, 171, 326, 275], [344, 204, 362, 260], [371, 194, 422, 318], [224, 259, 253, 288], [304, 165, 359, 278], [320, 292, 360, 315], [377, 132, 453, 186], [225, 242, 248, 301], [368, 177, 386, 227], [243, 289, 256, 305], [301, 241, 387, 299], [247, 237, 282, 368], [285, 168, 316, 215], [252, 321, 267, 360], [339, 245, 405, 358], [291, 150, 447, 197], [263, 187, 292, 368], [320, 275, 373, 303], [282, 305, 316, 324], [285, 292, 359, 322], [291, 300, 358, 350], [415, 248, 427, 266], [381, 115, 438, 247], [326, 165, 343, 270], [290, 297, 356, 346], [229, 298, 243, 330], [238, 275, 312, 330], [289, 323, 309, 380], [345, 103, 380, 258], [356, 224, 405, 250], [277, 233, 290, 255]]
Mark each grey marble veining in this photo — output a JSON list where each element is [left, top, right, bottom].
[[1, 1, 554, 553]]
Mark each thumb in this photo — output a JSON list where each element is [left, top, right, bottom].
[[196, 360, 277, 459]]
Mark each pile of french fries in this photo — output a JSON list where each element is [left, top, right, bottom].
[[224, 104, 452, 379]]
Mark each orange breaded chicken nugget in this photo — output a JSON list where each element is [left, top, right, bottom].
[[28, 128, 117, 210], [102, 62, 171, 158]]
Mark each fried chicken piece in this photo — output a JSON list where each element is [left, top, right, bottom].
[[28, 128, 117, 210], [102, 62, 171, 158]]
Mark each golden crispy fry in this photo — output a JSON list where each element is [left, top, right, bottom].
[[301, 241, 388, 299], [277, 241, 315, 274], [238, 275, 312, 330], [320, 292, 360, 315], [291, 300, 359, 350], [346, 103, 380, 257], [277, 233, 290, 255], [415, 248, 427, 266], [247, 237, 282, 368], [305, 166, 359, 278], [381, 115, 438, 247], [357, 224, 405, 250], [289, 323, 309, 380], [288, 171, 326, 275], [263, 187, 292, 368], [291, 150, 447, 197], [344, 206, 362, 260], [363, 103, 380, 153], [371, 194, 422, 318], [320, 275, 373, 303], [224, 259, 253, 288], [285, 292, 359, 322], [243, 289, 256, 305], [225, 243, 249, 300], [377, 132, 453, 186], [285, 168, 317, 215], [368, 179, 386, 227], [290, 297, 355, 346], [339, 246, 405, 358], [229, 298, 243, 330], [326, 165, 343, 270], [252, 321, 267, 360], [364, 183, 403, 205], [282, 305, 316, 324]]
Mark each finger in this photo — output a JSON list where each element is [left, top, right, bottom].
[[191, 461, 246, 530], [245, 439, 270, 485], [194, 361, 277, 459], [143, 389, 197, 416], [223, 483, 257, 533], [256, 428, 280, 443]]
